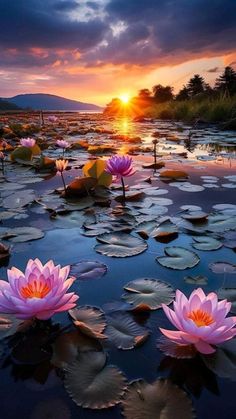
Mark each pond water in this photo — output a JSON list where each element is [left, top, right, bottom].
[[0, 112, 236, 419]]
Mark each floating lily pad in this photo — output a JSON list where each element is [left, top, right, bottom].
[[207, 214, 236, 232], [184, 275, 208, 285], [192, 236, 222, 251], [69, 306, 106, 339], [160, 170, 188, 179], [182, 211, 208, 222], [202, 339, 236, 380], [151, 219, 178, 241], [0, 314, 23, 340], [178, 183, 205, 192], [156, 247, 200, 270], [217, 288, 236, 313], [64, 351, 127, 409], [70, 260, 107, 280], [123, 278, 174, 310], [1, 227, 44, 242], [105, 312, 149, 349], [3, 189, 35, 209], [157, 337, 197, 359], [209, 262, 236, 274], [122, 379, 194, 419], [95, 233, 148, 257]]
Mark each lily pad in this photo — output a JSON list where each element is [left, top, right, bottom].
[[192, 236, 222, 251], [156, 247, 200, 270], [122, 379, 194, 419], [69, 306, 106, 339], [202, 339, 236, 380], [95, 233, 148, 257], [64, 351, 127, 409], [70, 260, 107, 280], [1, 227, 44, 242], [105, 312, 149, 349], [3, 189, 35, 209], [217, 288, 236, 313], [0, 314, 23, 340], [123, 278, 174, 310], [157, 336, 197, 359], [209, 262, 236, 274]]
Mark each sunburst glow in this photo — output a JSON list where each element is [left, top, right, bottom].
[[119, 93, 130, 104]]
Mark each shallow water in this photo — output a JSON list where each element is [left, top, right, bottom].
[[0, 113, 236, 418]]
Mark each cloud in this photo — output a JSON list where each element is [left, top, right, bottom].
[[207, 67, 220, 73]]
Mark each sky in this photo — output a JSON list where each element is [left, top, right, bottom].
[[0, 0, 236, 106]]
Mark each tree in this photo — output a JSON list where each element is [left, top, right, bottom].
[[215, 66, 236, 96], [186, 74, 206, 98], [175, 86, 190, 101], [138, 89, 152, 98], [152, 84, 174, 103]]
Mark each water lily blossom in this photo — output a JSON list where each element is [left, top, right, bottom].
[[55, 159, 68, 192], [160, 288, 236, 354], [0, 259, 78, 320], [106, 155, 135, 201], [56, 139, 70, 156], [48, 115, 58, 123], [56, 139, 69, 149], [20, 137, 36, 148]]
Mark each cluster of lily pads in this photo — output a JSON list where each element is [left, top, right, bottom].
[[0, 112, 236, 417]]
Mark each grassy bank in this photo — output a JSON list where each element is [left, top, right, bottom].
[[143, 96, 236, 128]]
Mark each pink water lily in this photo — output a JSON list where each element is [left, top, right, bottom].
[[160, 288, 236, 354], [0, 259, 78, 320], [48, 115, 58, 123], [20, 137, 36, 148], [56, 139, 69, 149]]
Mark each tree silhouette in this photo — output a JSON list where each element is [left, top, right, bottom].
[[215, 66, 236, 96], [175, 86, 190, 101], [186, 74, 206, 98], [152, 84, 174, 102], [138, 89, 152, 98]]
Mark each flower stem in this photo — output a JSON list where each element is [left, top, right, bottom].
[[61, 172, 67, 194], [153, 143, 157, 166], [121, 176, 126, 202]]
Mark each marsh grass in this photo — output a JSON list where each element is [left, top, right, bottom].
[[144, 96, 236, 126]]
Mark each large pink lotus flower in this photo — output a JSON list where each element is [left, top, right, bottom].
[[106, 155, 135, 178], [0, 259, 78, 320], [160, 288, 236, 354], [20, 137, 36, 148]]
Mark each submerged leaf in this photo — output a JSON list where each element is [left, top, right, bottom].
[[202, 339, 236, 380]]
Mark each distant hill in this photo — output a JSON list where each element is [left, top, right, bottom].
[[3, 93, 102, 111], [0, 98, 21, 111]]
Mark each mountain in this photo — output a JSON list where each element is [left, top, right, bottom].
[[3, 94, 102, 111], [0, 99, 21, 111]]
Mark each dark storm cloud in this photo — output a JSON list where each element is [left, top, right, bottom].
[[100, 0, 236, 65], [0, 0, 107, 50], [0, 0, 235, 70]]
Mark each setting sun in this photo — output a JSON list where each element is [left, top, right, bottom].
[[119, 93, 130, 104]]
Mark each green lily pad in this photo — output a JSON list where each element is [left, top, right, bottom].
[[123, 278, 174, 310], [95, 233, 148, 257], [156, 247, 200, 270]]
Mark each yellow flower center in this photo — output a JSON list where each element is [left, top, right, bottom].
[[188, 309, 214, 327], [21, 280, 50, 299]]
